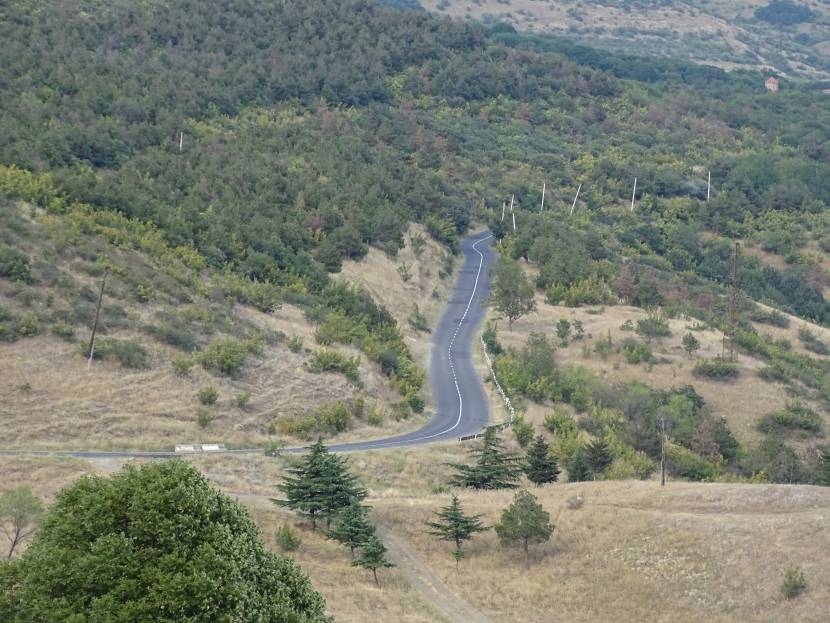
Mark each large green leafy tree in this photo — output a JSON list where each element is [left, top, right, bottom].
[[275, 438, 367, 529], [494, 490, 554, 569], [449, 427, 524, 489], [525, 435, 560, 486], [0, 461, 330, 623], [426, 494, 488, 566], [490, 257, 537, 329]]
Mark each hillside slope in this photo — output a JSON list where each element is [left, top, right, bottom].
[[419, 0, 830, 79]]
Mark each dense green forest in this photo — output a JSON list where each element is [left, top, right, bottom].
[[0, 0, 828, 469]]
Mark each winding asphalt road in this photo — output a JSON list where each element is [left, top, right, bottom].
[[0, 231, 497, 459]]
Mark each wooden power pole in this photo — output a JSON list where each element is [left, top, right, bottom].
[[87, 271, 108, 368]]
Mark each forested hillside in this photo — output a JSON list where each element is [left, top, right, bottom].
[[1, 0, 828, 460]]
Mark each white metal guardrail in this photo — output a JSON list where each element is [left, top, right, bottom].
[[459, 333, 516, 441]]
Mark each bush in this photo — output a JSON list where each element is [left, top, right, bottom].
[[199, 337, 262, 377], [51, 322, 75, 341], [512, 416, 534, 448], [85, 337, 149, 368], [277, 401, 354, 438], [0, 245, 33, 282], [758, 402, 822, 436], [276, 523, 302, 552], [543, 411, 577, 437], [197, 407, 212, 428], [287, 335, 304, 353], [144, 322, 198, 352], [198, 385, 219, 406], [407, 393, 424, 413], [482, 322, 503, 355], [305, 349, 360, 384], [665, 443, 718, 481], [798, 327, 830, 356], [17, 312, 41, 337], [749, 307, 789, 328], [235, 391, 252, 409], [621, 338, 655, 365], [780, 564, 807, 599], [635, 314, 671, 340], [171, 356, 194, 376], [693, 356, 739, 380]]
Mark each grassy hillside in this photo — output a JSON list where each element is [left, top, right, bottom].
[[4, 453, 829, 622], [420, 0, 830, 79]]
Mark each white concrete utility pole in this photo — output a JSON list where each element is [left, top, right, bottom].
[[540, 181, 546, 211], [570, 183, 582, 216], [707, 170, 711, 202], [501, 201, 506, 222], [178, 131, 184, 152], [630, 177, 637, 212], [512, 211, 516, 232]]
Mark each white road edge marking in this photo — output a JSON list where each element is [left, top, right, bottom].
[[351, 232, 493, 449]]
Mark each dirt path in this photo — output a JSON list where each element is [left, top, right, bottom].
[[232, 492, 490, 623], [375, 524, 492, 623]]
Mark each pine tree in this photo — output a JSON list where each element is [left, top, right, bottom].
[[817, 446, 830, 486], [682, 332, 701, 358], [585, 438, 613, 479], [275, 438, 366, 529], [327, 501, 375, 557], [426, 495, 488, 567], [449, 427, 524, 489], [566, 449, 591, 483], [494, 490, 553, 569], [352, 536, 395, 587], [525, 435, 560, 486]]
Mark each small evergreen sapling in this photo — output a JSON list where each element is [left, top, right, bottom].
[[327, 501, 375, 557], [585, 438, 613, 479], [352, 536, 395, 587], [426, 495, 488, 568], [525, 435, 560, 486]]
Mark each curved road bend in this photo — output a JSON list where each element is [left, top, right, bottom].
[[0, 231, 497, 459]]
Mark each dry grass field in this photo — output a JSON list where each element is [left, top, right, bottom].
[[4, 452, 829, 623], [490, 294, 830, 445], [419, 0, 830, 79]]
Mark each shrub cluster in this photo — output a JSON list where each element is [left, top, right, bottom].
[[693, 356, 739, 380], [305, 349, 361, 384]]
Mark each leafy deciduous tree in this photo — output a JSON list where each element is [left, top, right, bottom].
[[494, 490, 554, 569], [0, 487, 43, 560], [490, 257, 536, 329]]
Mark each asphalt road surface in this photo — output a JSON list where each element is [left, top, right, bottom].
[[0, 230, 497, 459]]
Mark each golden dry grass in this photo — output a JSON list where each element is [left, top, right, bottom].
[[5, 451, 830, 623], [373, 480, 830, 623], [491, 297, 828, 445]]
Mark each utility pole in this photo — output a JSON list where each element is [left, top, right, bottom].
[[87, 270, 108, 368], [509, 194, 515, 214], [178, 131, 184, 152], [630, 178, 637, 212], [707, 170, 711, 202], [569, 183, 582, 216], [540, 181, 546, 212], [660, 413, 667, 487], [723, 242, 741, 360], [501, 201, 506, 222], [512, 211, 516, 232]]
